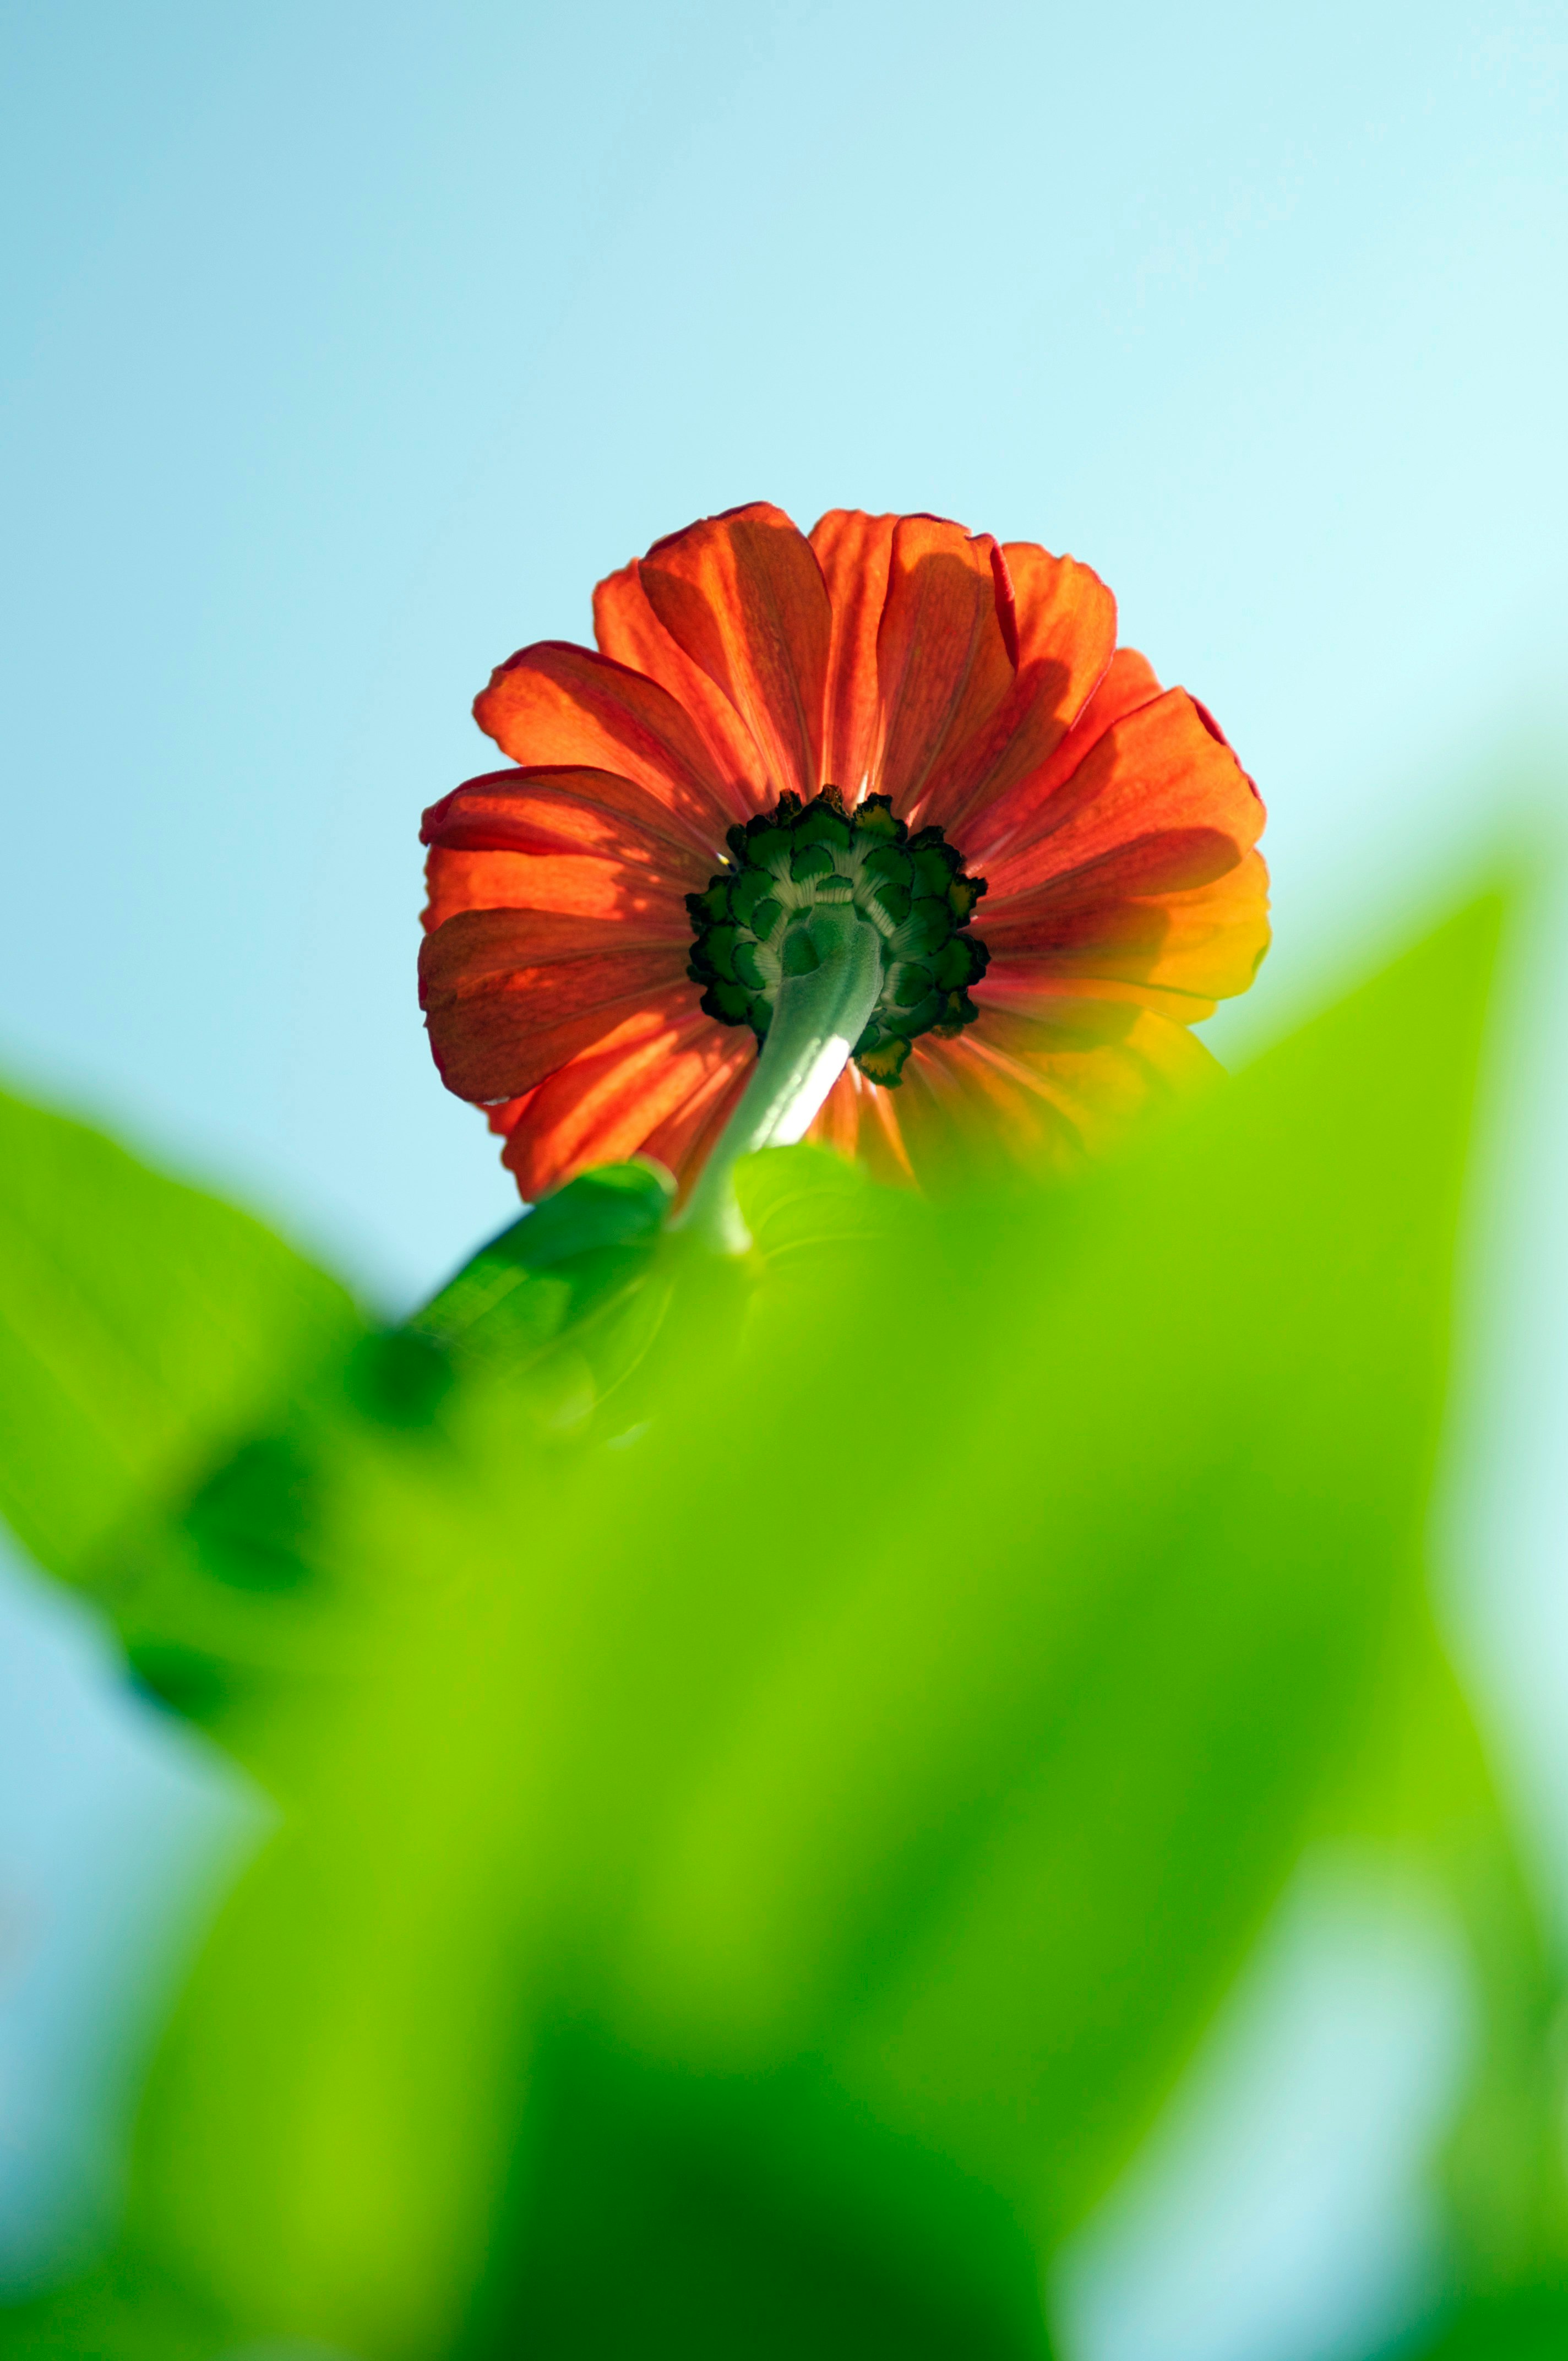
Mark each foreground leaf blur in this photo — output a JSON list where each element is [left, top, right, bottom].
[[0, 1084, 362, 1585], [3, 896, 1562, 2356]]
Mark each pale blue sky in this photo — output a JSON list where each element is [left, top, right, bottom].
[[2, 0, 1563, 1298], [1, 6, 1565, 2351]]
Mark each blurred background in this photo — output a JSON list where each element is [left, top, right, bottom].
[[1, 3, 1564, 2353]]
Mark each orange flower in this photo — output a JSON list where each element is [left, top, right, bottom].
[[420, 504, 1268, 1200]]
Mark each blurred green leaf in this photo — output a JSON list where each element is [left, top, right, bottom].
[[414, 1159, 673, 1374], [29, 1151, 679, 1782], [1404, 1688, 1568, 2301], [51, 899, 1499, 2359], [91, 1328, 458, 1780], [0, 2259, 225, 2360], [609, 902, 1495, 2234], [1322, 1569, 1568, 2294], [1385, 2283, 1568, 2359], [734, 1139, 932, 1269], [0, 1082, 363, 1584], [462, 2027, 1053, 2359]]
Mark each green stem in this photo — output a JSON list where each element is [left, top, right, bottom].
[[676, 907, 884, 1252]]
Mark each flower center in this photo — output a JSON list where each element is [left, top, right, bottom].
[[685, 790, 989, 1085]]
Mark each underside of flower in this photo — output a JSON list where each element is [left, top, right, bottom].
[[420, 501, 1271, 1210], [684, 790, 989, 1085]]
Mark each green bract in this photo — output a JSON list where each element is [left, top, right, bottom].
[[685, 788, 990, 1084]]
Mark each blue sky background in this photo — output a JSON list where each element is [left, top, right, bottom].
[[3, 0, 1563, 1298], [1, 3, 1565, 2353]]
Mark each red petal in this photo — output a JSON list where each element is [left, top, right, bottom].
[[418, 910, 692, 1101], [637, 503, 831, 803], [874, 516, 1015, 822], [804, 1064, 917, 1189], [421, 765, 709, 933], [961, 648, 1162, 871], [422, 764, 703, 860], [916, 543, 1119, 840], [885, 1000, 1217, 1190], [485, 1093, 535, 1139], [500, 1004, 749, 1200], [983, 829, 1247, 940], [809, 510, 898, 799], [472, 642, 734, 852], [423, 848, 690, 932], [976, 844, 1271, 1018], [639, 1045, 753, 1196], [593, 561, 770, 823], [979, 689, 1264, 907]]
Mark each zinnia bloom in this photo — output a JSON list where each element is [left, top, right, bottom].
[[420, 504, 1267, 1200]]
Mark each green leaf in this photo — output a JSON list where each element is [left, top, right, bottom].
[[605, 899, 1501, 2236], [733, 1139, 932, 1271], [1384, 2283, 1568, 2359], [53, 899, 1498, 2359], [35, 1150, 676, 1778], [1320, 1536, 1568, 2293], [460, 2028, 1053, 2359], [89, 1325, 458, 1776], [0, 1082, 363, 1585], [414, 1160, 674, 1370], [0, 2261, 225, 2361]]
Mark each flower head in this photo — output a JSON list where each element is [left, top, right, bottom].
[[420, 504, 1268, 1199]]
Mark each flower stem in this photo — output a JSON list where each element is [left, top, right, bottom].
[[676, 907, 884, 1253]]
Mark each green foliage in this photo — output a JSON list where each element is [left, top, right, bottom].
[[0, 1083, 362, 1583], [0, 2260, 224, 2361], [1388, 2283, 1568, 2359], [91, 1325, 454, 1782], [414, 1158, 674, 1373], [1, 896, 1561, 2359]]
